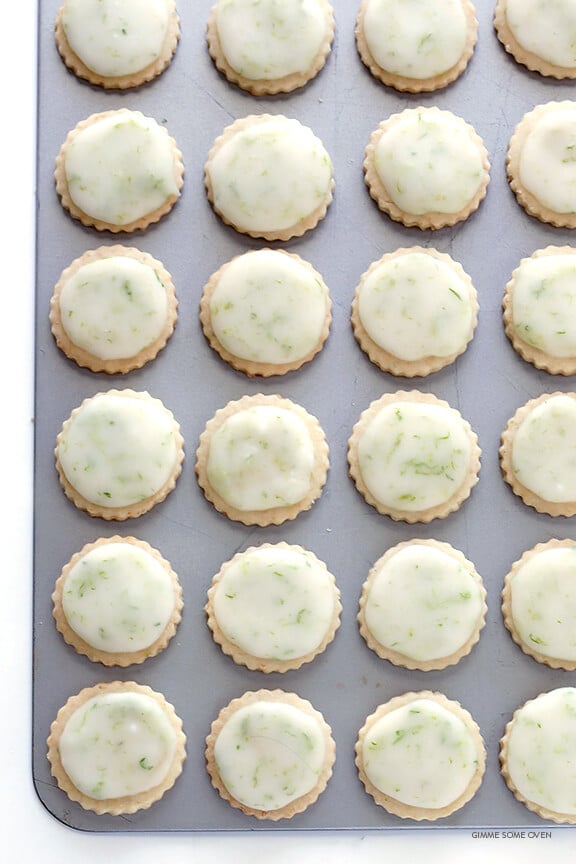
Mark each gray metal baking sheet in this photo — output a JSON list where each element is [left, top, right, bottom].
[[33, 0, 576, 832]]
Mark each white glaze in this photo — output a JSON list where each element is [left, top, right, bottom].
[[362, 0, 468, 79], [505, 0, 576, 68], [357, 400, 472, 511], [210, 250, 327, 363], [357, 252, 474, 360], [364, 544, 483, 661], [518, 104, 576, 214], [212, 546, 335, 660], [64, 112, 179, 226], [59, 256, 168, 360], [362, 698, 479, 808], [510, 254, 576, 357], [374, 108, 485, 215], [206, 404, 315, 511], [506, 687, 576, 815], [59, 690, 177, 799], [62, 542, 175, 653], [61, 0, 170, 77], [207, 116, 332, 233], [214, 700, 326, 810], [57, 392, 179, 508], [215, 0, 328, 80], [511, 394, 576, 503], [509, 545, 576, 661]]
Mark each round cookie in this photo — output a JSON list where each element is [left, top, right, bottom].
[[55, 109, 184, 233], [205, 689, 335, 820], [358, 539, 486, 671], [206, 0, 334, 95], [494, 0, 576, 79], [47, 681, 186, 815], [351, 247, 478, 377], [200, 248, 331, 377], [364, 106, 490, 229], [348, 390, 481, 523], [206, 542, 341, 672], [502, 539, 576, 670], [195, 393, 329, 526], [204, 114, 334, 241], [52, 536, 183, 666], [355, 691, 486, 821], [507, 101, 576, 229], [55, 0, 180, 89], [500, 687, 576, 823], [55, 388, 184, 520], [500, 392, 576, 517], [356, 0, 478, 92], [503, 246, 576, 375], [50, 245, 178, 374]]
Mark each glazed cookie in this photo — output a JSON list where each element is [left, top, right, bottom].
[[47, 681, 186, 815], [351, 247, 478, 377], [206, 542, 341, 672], [494, 0, 576, 79], [206, 0, 334, 95], [52, 536, 183, 666], [195, 393, 329, 526], [502, 539, 576, 670], [500, 687, 576, 823], [507, 101, 576, 229], [364, 107, 490, 229], [200, 248, 331, 377], [55, 109, 184, 232], [358, 539, 487, 671], [356, 0, 478, 92], [204, 114, 334, 241], [55, 0, 180, 89], [55, 389, 184, 520], [50, 245, 178, 374], [355, 691, 486, 821], [500, 392, 576, 517], [205, 689, 335, 820], [503, 246, 576, 375], [348, 391, 481, 522]]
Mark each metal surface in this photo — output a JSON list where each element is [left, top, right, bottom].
[[33, 0, 576, 832]]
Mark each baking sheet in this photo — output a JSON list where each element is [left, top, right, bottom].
[[32, 0, 576, 832]]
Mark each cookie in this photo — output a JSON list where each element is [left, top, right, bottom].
[[494, 0, 576, 79]]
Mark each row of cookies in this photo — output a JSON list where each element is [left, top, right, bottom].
[[55, 1, 576, 94]]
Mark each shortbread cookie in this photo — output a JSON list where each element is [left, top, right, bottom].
[[500, 687, 576, 823], [356, 691, 486, 821], [205, 689, 335, 820], [351, 247, 478, 376], [348, 391, 481, 522], [196, 394, 329, 526], [47, 681, 186, 815], [55, 0, 180, 89], [364, 107, 490, 229], [500, 392, 576, 517], [50, 245, 178, 374], [52, 536, 183, 666], [503, 246, 576, 375], [200, 248, 331, 377], [207, 0, 334, 95], [204, 114, 334, 241], [206, 543, 341, 672], [358, 540, 486, 671], [55, 109, 184, 232], [494, 0, 576, 79], [507, 101, 576, 228], [356, 0, 478, 92], [55, 389, 184, 520], [502, 539, 576, 670]]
